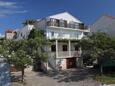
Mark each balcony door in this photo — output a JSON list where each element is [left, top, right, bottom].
[[66, 57, 76, 68]]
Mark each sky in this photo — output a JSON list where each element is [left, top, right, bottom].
[[0, 0, 115, 34]]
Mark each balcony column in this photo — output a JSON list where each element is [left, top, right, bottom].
[[68, 40, 71, 57], [56, 39, 58, 58], [79, 47, 82, 57]]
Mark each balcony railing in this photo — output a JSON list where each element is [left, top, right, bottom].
[[46, 18, 88, 30], [48, 51, 81, 59]]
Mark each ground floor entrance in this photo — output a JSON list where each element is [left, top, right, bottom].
[[66, 57, 76, 69]]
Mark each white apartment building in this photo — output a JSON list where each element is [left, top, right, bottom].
[[16, 12, 90, 70]]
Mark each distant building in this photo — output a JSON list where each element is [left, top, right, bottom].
[[16, 25, 34, 40], [90, 15, 115, 36], [5, 29, 16, 39]]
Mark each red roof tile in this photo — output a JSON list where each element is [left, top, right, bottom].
[[5, 29, 16, 33], [106, 15, 115, 20]]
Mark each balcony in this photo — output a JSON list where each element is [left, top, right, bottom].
[[46, 18, 88, 30], [48, 51, 81, 59], [47, 31, 84, 40]]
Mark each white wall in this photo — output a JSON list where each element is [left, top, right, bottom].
[[16, 25, 34, 40], [6, 33, 15, 39], [56, 59, 67, 69]]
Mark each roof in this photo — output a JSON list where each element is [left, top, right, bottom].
[[5, 29, 16, 33], [48, 12, 82, 23], [105, 15, 115, 20]]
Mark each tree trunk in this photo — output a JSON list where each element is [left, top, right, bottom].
[[21, 66, 25, 82]]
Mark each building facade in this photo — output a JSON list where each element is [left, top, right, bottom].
[[16, 25, 34, 40], [16, 12, 90, 70], [5, 29, 16, 39]]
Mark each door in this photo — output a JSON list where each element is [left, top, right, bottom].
[[66, 57, 76, 69]]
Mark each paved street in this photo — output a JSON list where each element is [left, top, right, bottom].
[[11, 68, 101, 86]]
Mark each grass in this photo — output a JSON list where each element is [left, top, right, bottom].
[[95, 74, 115, 84]]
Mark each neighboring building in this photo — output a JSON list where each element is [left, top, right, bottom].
[[90, 15, 115, 36], [16, 12, 90, 70], [16, 25, 34, 40], [5, 29, 16, 39]]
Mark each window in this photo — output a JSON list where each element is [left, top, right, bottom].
[[51, 45, 56, 52], [63, 45, 67, 51], [20, 33, 23, 37], [69, 22, 75, 28], [51, 32, 54, 36], [60, 20, 67, 27], [79, 23, 84, 29], [74, 45, 79, 51], [53, 19, 60, 26]]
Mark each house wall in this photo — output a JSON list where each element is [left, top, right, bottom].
[[90, 15, 115, 36], [56, 59, 67, 69], [5, 33, 15, 39], [16, 25, 34, 40], [49, 41, 78, 52]]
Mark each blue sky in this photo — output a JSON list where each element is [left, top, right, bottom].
[[0, 0, 115, 34]]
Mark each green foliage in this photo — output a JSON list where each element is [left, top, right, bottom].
[[28, 28, 48, 62], [28, 29, 45, 39], [11, 50, 31, 69], [80, 32, 115, 65], [95, 74, 115, 84]]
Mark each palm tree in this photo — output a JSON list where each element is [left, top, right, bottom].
[[22, 19, 36, 26]]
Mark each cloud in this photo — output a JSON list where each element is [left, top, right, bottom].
[[0, 1, 28, 18], [0, 10, 28, 14], [0, 10, 28, 18], [0, 1, 16, 7]]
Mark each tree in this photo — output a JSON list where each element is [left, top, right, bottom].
[[22, 19, 36, 26], [7, 40, 32, 81], [80, 32, 115, 74], [11, 49, 31, 81], [28, 28, 48, 71]]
